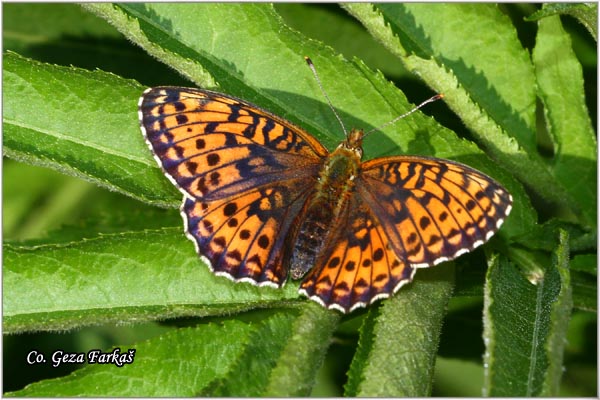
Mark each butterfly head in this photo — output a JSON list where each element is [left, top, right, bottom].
[[340, 129, 365, 159]]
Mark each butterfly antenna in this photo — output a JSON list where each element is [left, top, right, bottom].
[[305, 57, 348, 136], [364, 93, 444, 137]]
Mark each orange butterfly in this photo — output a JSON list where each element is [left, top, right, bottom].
[[139, 62, 512, 313]]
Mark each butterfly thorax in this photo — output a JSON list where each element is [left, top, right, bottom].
[[288, 129, 364, 280]]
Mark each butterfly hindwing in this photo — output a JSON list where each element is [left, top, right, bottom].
[[299, 194, 415, 312], [183, 179, 315, 286]]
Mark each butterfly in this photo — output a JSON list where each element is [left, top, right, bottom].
[[138, 67, 512, 313]]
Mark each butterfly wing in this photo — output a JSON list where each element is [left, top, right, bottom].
[[139, 87, 328, 286], [300, 156, 512, 312], [299, 193, 415, 313], [358, 156, 513, 267], [183, 181, 314, 286], [139, 86, 328, 201]]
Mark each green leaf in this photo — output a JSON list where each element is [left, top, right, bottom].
[[533, 13, 597, 228], [526, 3, 597, 41], [3, 161, 182, 244], [482, 230, 572, 396], [7, 311, 337, 397], [379, 3, 536, 151], [264, 304, 340, 396], [543, 230, 573, 395], [571, 270, 597, 312], [7, 320, 258, 396], [345, 264, 454, 396], [571, 253, 597, 275], [2, 3, 187, 88], [3, 229, 299, 333], [2, 161, 94, 240], [3, 52, 180, 207], [3, 4, 122, 55], [206, 304, 340, 397], [274, 4, 403, 80], [344, 3, 576, 221]]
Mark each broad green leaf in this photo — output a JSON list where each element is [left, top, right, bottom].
[[345, 264, 454, 396], [533, 14, 597, 228], [87, 4, 534, 173], [344, 3, 575, 219], [345, 3, 534, 141], [3, 52, 180, 207], [6, 320, 257, 396], [3, 229, 299, 333], [85, 3, 448, 149], [483, 230, 571, 396]]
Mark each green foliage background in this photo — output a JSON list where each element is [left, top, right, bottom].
[[3, 3, 597, 396]]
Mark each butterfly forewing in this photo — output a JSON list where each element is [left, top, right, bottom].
[[139, 87, 328, 201]]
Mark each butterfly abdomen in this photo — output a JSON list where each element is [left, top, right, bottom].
[[289, 205, 330, 279], [288, 142, 362, 280]]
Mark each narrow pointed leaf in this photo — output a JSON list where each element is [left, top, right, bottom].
[[265, 304, 340, 396], [526, 3, 597, 41], [483, 230, 572, 396], [345, 265, 454, 396], [207, 304, 340, 397], [533, 14, 597, 228]]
